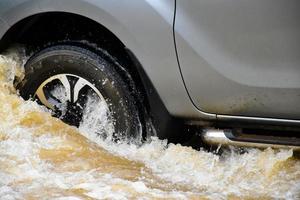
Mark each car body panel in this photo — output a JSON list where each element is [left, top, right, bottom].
[[0, 18, 8, 40], [0, 0, 215, 120], [0, 0, 40, 25], [0, 0, 300, 126], [175, 0, 300, 120]]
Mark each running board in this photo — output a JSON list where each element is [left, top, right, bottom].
[[201, 129, 300, 150]]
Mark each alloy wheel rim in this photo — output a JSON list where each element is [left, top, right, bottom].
[[34, 73, 109, 126]]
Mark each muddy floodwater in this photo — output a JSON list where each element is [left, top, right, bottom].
[[0, 54, 299, 200]]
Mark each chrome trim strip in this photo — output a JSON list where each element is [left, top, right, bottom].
[[201, 129, 300, 151]]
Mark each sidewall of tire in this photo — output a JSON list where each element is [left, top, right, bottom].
[[20, 45, 142, 141]]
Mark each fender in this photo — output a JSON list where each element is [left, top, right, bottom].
[[0, 0, 216, 120]]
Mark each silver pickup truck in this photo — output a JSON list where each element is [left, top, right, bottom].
[[0, 0, 299, 149]]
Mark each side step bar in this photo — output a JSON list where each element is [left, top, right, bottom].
[[201, 129, 300, 150]]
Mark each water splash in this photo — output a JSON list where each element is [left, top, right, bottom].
[[79, 94, 115, 141], [0, 54, 299, 199]]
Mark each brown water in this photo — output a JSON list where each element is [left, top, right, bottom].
[[0, 55, 299, 200]]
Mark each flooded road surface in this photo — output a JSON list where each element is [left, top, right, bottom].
[[0, 55, 300, 199]]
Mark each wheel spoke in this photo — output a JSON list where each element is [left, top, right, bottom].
[[73, 77, 87, 102], [35, 86, 55, 110], [56, 74, 72, 102]]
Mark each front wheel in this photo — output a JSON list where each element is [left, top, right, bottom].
[[19, 45, 142, 141]]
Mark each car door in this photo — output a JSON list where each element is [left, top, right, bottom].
[[174, 0, 300, 120]]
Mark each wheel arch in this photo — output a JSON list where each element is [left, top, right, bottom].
[[0, 10, 184, 141]]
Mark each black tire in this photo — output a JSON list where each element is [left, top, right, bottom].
[[19, 45, 142, 141]]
